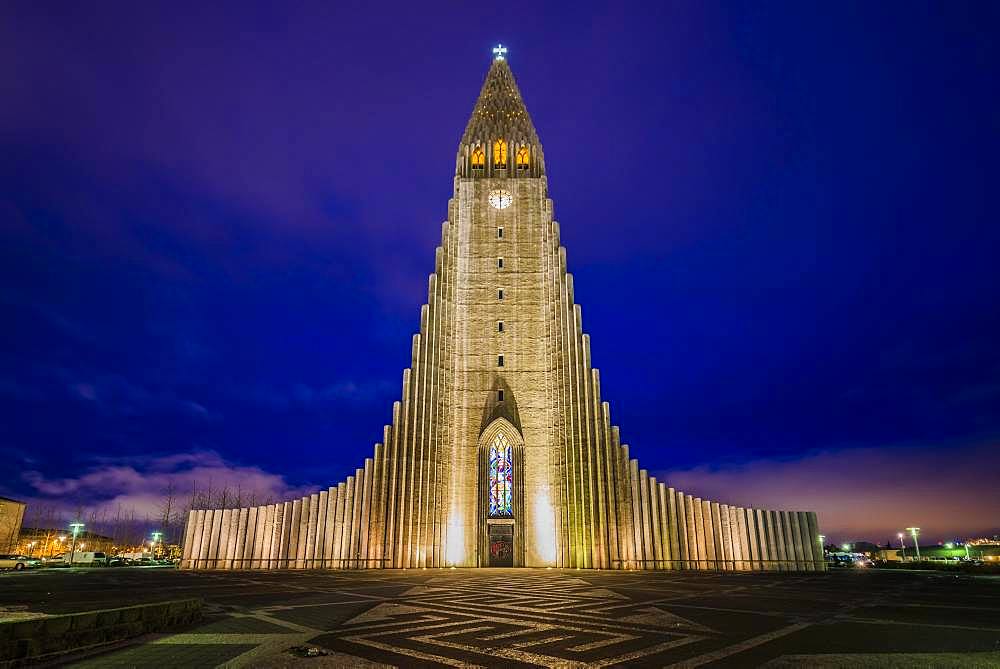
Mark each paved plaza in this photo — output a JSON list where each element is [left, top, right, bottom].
[[2, 567, 999, 667]]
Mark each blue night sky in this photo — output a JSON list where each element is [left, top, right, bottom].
[[2, 2, 998, 543]]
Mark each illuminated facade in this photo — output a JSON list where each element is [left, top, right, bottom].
[[181, 51, 823, 572]]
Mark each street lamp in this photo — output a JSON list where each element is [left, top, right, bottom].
[[26, 542, 36, 558], [906, 527, 921, 560], [842, 543, 851, 553], [67, 522, 85, 567], [150, 531, 163, 558], [898, 532, 906, 560]]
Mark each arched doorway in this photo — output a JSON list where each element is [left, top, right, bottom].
[[477, 418, 525, 566]]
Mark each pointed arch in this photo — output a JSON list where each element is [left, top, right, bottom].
[[493, 138, 508, 168], [477, 417, 525, 566], [471, 146, 485, 170], [516, 146, 530, 170]]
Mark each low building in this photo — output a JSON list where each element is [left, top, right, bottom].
[[0, 497, 26, 552]]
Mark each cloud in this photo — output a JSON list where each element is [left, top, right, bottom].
[[19, 450, 314, 522], [659, 441, 1000, 544]]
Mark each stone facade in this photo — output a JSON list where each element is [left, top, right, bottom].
[[181, 56, 823, 572]]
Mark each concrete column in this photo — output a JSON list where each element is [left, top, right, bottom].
[[754, 509, 769, 569], [807, 512, 824, 571], [323, 487, 337, 568], [674, 491, 689, 569], [305, 493, 319, 569], [360, 458, 374, 567], [729, 507, 751, 571], [315, 490, 328, 566], [207, 509, 223, 570], [181, 510, 197, 568], [666, 488, 680, 569], [719, 505, 733, 571], [278, 501, 293, 569], [602, 403, 620, 570], [248, 507, 262, 569], [658, 484, 671, 570], [333, 480, 347, 568], [339, 476, 354, 568], [368, 443, 384, 568], [233, 508, 249, 569], [629, 459, 643, 566], [350, 467, 364, 568], [702, 500, 716, 570], [384, 402, 401, 568], [684, 495, 697, 569], [288, 498, 303, 569], [190, 510, 207, 569], [648, 477, 662, 569], [261, 504, 276, 569], [789, 511, 805, 570]]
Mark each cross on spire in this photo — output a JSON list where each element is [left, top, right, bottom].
[[492, 44, 508, 61]]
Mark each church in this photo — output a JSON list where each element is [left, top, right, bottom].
[[181, 48, 823, 572]]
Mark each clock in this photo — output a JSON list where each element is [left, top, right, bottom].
[[488, 189, 512, 210]]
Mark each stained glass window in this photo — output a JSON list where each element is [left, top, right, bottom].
[[488, 432, 513, 517], [472, 147, 485, 169]]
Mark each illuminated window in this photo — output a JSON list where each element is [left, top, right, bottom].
[[472, 146, 485, 170], [497, 257, 503, 269], [497, 320, 504, 332], [498, 354, 504, 367], [516, 146, 530, 170], [488, 432, 513, 517], [493, 138, 508, 168]]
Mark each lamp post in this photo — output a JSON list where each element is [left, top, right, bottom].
[[68, 522, 85, 567], [906, 527, 921, 560], [898, 532, 906, 560], [26, 542, 36, 558], [964, 543, 971, 560], [150, 531, 163, 559]]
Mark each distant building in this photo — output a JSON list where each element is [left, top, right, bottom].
[[0, 497, 27, 552]]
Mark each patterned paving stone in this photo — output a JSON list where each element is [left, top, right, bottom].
[[4, 567, 999, 667]]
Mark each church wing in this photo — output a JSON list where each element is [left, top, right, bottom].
[[180, 53, 823, 573]]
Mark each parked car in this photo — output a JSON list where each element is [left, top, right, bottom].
[[46, 551, 110, 566], [0, 554, 42, 570]]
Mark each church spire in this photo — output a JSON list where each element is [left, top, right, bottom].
[[457, 47, 544, 178]]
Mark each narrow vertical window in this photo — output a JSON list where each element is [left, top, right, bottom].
[[497, 320, 504, 332], [497, 227, 503, 239], [488, 432, 513, 517], [497, 354, 504, 367], [497, 389, 504, 402], [498, 289, 504, 300], [493, 138, 508, 168], [497, 257, 504, 269], [516, 146, 530, 170]]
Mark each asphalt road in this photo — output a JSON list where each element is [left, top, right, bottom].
[[2, 567, 998, 667]]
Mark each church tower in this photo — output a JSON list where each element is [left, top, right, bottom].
[[181, 48, 824, 573]]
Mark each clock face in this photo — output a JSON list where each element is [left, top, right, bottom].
[[488, 189, 512, 210]]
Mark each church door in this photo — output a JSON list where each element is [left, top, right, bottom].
[[488, 524, 514, 567]]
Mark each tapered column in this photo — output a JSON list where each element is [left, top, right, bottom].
[[190, 510, 207, 569], [233, 508, 249, 569], [333, 481, 347, 568], [323, 487, 337, 568], [360, 458, 374, 567]]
